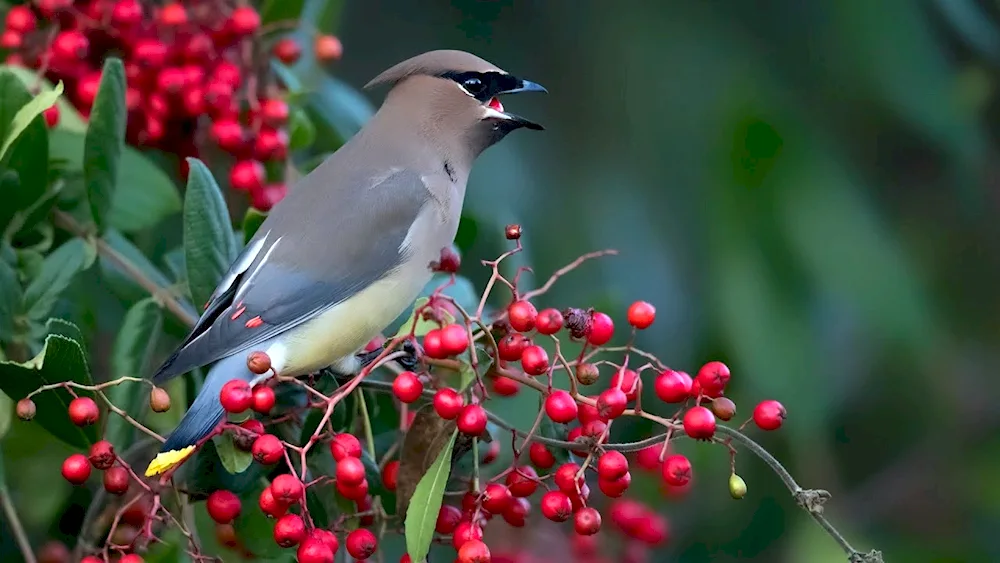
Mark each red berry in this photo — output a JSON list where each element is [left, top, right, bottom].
[[457, 540, 491, 563], [241, 418, 265, 435], [52, 31, 88, 60], [597, 451, 629, 481], [62, 454, 90, 485], [682, 406, 716, 439], [273, 38, 302, 64], [422, 328, 447, 359], [219, 379, 253, 413], [528, 442, 556, 469], [157, 3, 187, 26], [133, 39, 168, 68], [81, 557, 103, 563], [439, 323, 469, 356], [609, 368, 640, 402], [260, 98, 289, 127], [574, 506, 602, 535], [392, 371, 423, 403], [254, 128, 289, 160], [273, 513, 307, 547], [481, 483, 512, 513], [520, 345, 549, 376], [0, 30, 21, 49], [74, 72, 102, 110], [155, 66, 186, 94], [505, 466, 538, 497], [586, 312, 614, 345], [311, 529, 340, 553], [457, 404, 487, 436], [336, 476, 368, 501], [497, 332, 529, 361], [336, 456, 366, 486], [627, 301, 656, 329], [68, 397, 99, 426], [490, 373, 520, 396], [103, 466, 129, 495], [111, 0, 143, 25], [250, 183, 287, 212], [230, 160, 265, 192], [661, 454, 692, 487], [295, 537, 334, 563], [270, 474, 304, 504], [206, 490, 241, 524], [577, 400, 601, 425], [554, 462, 583, 494], [258, 486, 288, 518], [544, 390, 578, 424], [119, 555, 144, 563], [753, 399, 786, 431], [481, 440, 500, 465], [229, 6, 261, 35], [596, 387, 627, 420], [534, 308, 564, 335], [502, 496, 530, 527], [433, 388, 464, 420], [382, 459, 399, 491], [598, 470, 631, 498], [508, 300, 538, 332], [435, 504, 462, 534], [210, 118, 244, 152], [654, 369, 692, 403], [540, 491, 572, 522], [251, 384, 276, 414], [451, 521, 483, 550], [314, 35, 343, 61], [212, 61, 242, 89], [696, 361, 731, 396], [345, 528, 376, 559], [330, 433, 362, 461], [4, 6, 36, 33], [88, 440, 115, 470], [251, 434, 284, 465], [15, 398, 35, 420], [636, 443, 667, 471]]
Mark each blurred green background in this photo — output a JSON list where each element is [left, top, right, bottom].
[[334, 1, 999, 562], [4, 0, 1000, 562]]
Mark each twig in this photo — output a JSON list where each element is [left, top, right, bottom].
[[519, 249, 618, 302], [52, 210, 198, 328], [0, 481, 36, 563]]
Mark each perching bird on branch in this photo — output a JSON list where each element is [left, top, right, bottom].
[[144, 50, 546, 477]]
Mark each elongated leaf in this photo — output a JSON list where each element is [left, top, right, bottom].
[[105, 298, 162, 448], [405, 429, 458, 563], [83, 58, 126, 233], [0, 70, 49, 212], [396, 405, 459, 516], [49, 130, 182, 233], [0, 79, 61, 161], [0, 257, 21, 341], [213, 433, 253, 474], [1, 64, 87, 133], [261, 0, 307, 24], [21, 237, 96, 323], [45, 317, 84, 344], [242, 208, 267, 245], [0, 390, 12, 439], [183, 158, 240, 309], [289, 108, 315, 150], [0, 329, 97, 448]]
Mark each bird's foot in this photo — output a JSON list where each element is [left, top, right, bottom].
[[355, 340, 420, 371]]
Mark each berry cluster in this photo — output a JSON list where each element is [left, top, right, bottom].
[[1, 0, 343, 211], [16, 227, 809, 563]]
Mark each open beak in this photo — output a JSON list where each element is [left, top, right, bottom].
[[484, 78, 547, 131]]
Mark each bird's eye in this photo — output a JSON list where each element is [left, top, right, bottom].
[[462, 77, 484, 94]]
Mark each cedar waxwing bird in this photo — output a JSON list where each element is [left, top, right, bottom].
[[144, 50, 546, 477]]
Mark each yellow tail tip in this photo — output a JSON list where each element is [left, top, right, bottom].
[[144, 446, 197, 477]]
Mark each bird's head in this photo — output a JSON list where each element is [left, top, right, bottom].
[[365, 50, 546, 156]]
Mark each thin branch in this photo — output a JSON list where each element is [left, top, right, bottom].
[[0, 482, 36, 563]]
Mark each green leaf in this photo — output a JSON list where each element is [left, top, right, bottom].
[[0, 390, 12, 440], [0, 257, 21, 341], [0, 76, 60, 161], [307, 75, 375, 147], [213, 433, 254, 474], [242, 207, 267, 246], [231, 480, 288, 559], [0, 330, 97, 448], [392, 297, 455, 339], [105, 297, 162, 449], [82, 58, 126, 233], [21, 237, 96, 323], [183, 158, 240, 309], [405, 429, 458, 563], [1, 64, 87, 133], [45, 317, 84, 344], [0, 70, 49, 212], [261, 0, 307, 24], [288, 108, 315, 150], [49, 130, 182, 233]]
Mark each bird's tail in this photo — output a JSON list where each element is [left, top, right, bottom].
[[144, 353, 255, 477]]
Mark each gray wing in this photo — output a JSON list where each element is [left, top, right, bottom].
[[153, 167, 432, 382]]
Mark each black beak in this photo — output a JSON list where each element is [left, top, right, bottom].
[[496, 78, 546, 131]]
